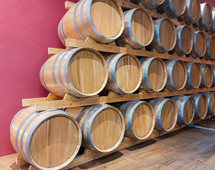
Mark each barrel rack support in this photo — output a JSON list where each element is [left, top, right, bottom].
[[16, 1, 215, 169]]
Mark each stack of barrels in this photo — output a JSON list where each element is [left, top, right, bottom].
[[10, 0, 215, 169]]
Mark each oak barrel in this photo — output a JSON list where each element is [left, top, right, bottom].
[[205, 36, 215, 60], [66, 104, 125, 152], [150, 98, 177, 131], [165, 60, 187, 91], [10, 106, 82, 169], [192, 93, 208, 119], [116, 8, 154, 49], [186, 62, 201, 89], [58, 0, 124, 45], [140, 57, 167, 92], [191, 31, 206, 58], [174, 25, 193, 56], [198, 3, 212, 30], [40, 48, 108, 98], [201, 64, 213, 88], [205, 92, 215, 115], [173, 95, 195, 125], [151, 18, 177, 53], [105, 53, 142, 94], [210, 11, 215, 33], [183, 0, 201, 25], [139, 0, 165, 9], [158, 0, 187, 18], [118, 100, 155, 140]]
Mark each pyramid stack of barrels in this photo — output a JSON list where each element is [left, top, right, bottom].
[[10, 0, 215, 169]]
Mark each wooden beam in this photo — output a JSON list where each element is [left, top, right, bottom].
[[65, 1, 75, 10], [65, 38, 215, 65], [22, 87, 215, 111], [48, 47, 65, 55]]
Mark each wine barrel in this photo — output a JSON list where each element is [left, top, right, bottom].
[[116, 8, 154, 49], [192, 93, 208, 119], [40, 48, 108, 98], [150, 98, 177, 131], [210, 11, 215, 33], [205, 36, 215, 60], [151, 18, 177, 53], [10, 106, 82, 169], [165, 60, 187, 91], [58, 0, 124, 45], [139, 0, 165, 9], [158, 0, 186, 18], [118, 100, 155, 140], [173, 95, 195, 125], [183, 0, 201, 25], [191, 31, 206, 58], [198, 3, 212, 30], [174, 25, 193, 56], [201, 64, 213, 88], [186, 62, 201, 89], [105, 53, 142, 94], [205, 92, 215, 115], [140, 57, 167, 92], [66, 104, 125, 152]]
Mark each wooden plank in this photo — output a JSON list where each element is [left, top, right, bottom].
[[25, 87, 215, 111], [65, 39, 215, 65], [48, 47, 65, 55], [65, 1, 75, 10], [22, 93, 62, 107]]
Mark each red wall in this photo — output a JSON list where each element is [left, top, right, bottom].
[[0, 0, 78, 157]]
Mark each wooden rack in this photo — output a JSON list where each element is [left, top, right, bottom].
[[18, 1, 215, 169]]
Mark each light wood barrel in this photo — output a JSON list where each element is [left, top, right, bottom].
[[66, 104, 125, 152], [116, 8, 154, 49], [140, 57, 167, 92], [151, 18, 177, 53], [10, 106, 82, 169], [210, 11, 215, 33], [191, 31, 206, 58], [173, 95, 195, 125], [40, 48, 108, 98], [118, 100, 155, 140], [165, 60, 187, 91], [105, 53, 142, 94], [205, 92, 215, 115], [205, 36, 215, 60], [139, 0, 165, 9], [158, 0, 186, 18], [186, 62, 201, 89], [183, 0, 201, 25], [174, 25, 193, 56], [150, 98, 177, 131], [201, 64, 213, 88], [58, 0, 124, 45], [198, 3, 212, 30], [192, 93, 208, 119]]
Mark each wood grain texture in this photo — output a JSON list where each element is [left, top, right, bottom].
[[67, 104, 125, 153], [40, 48, 108, 98], [201, 64, 213, 88], [59, 0, 124, 44], [183, 0, 201, 25], [166, 60, 187, 91], [117, 8, 154, 49], [198, 3, 212, 30], [205, 36, 215, 60], [193, 93, 208, 120], [105, 53, 142, 94], [139, 0, 165, 9], [186, 62, 201, 89], [140, 57, 167, 92], [10, 107, 82, 169], [150, 98, 177, 132], [119, 100, 155, 140]]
